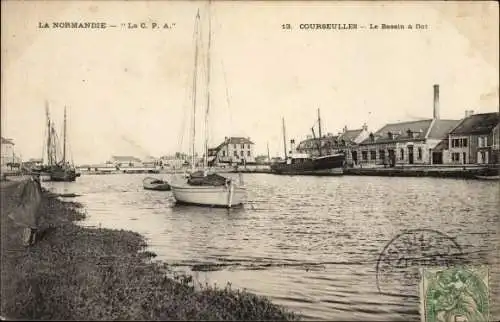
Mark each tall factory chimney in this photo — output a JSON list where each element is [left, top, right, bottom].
[[433, 84, 440, 120]]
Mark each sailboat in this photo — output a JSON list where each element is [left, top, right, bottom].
[[42, 103, 79, 182], [170, 8, 246, 208], [270, 109, 345, 175]]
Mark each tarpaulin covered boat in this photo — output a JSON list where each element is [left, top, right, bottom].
[[143, 177, 171, 191]]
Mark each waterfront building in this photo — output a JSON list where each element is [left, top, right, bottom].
[[355, 85, 460, 167], [1, 137, 21, 170], [446, 111, 500, 165], [209, 137, 255, 165], [295, 133, 337, 156], [109, 155, 143, 167], [160, 153, 190, 168], [356, 119, 459, 167], [295, 124, 369, 165]]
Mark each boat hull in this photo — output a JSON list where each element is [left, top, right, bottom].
[[170, 182, 246, 208], [270, 153, 345, 175], [49, 170, 78, 182], [143, 177, 171, 191]]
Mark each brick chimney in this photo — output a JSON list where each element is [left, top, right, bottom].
[[433, 84, 440, 119], [465, 110, 474, 118], [362, 123, 368, 131]]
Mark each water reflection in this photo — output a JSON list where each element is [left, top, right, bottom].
[[43, 173, 499, 321]]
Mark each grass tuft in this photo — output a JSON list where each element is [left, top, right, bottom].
[[1, 182, 300, 320]]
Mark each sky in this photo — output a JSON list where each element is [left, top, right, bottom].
[[2, 1, 498, 164]]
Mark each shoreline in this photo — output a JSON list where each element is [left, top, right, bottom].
[[4, 164, 499, 180], [0, 180, 299, 320]]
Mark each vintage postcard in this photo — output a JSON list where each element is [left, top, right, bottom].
[[1, 1, 498, 321]]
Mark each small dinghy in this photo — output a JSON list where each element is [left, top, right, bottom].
[[143, 177, 171, 191]]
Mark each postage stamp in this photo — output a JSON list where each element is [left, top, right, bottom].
[[420, 265, 490, 322]]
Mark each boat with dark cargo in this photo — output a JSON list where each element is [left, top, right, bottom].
[[169, 7, 246, 208], [270, 109, 345, 176], [143, 177, 171, 191]]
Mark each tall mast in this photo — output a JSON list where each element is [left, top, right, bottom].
[[267, 142, 270, 163], [63, 106, 67, 164], [203, 3, 212, 170], [317, 108, 322, 156], [282, 117, 288, 159], [191, 9, 201, 173], [45, 101, 52, 166]]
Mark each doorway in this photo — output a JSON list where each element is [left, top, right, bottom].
[[408, 146, 414, 164], [351, 151, 358, 165]]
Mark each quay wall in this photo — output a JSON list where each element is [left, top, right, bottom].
[[343, 164, 499, 179], [0, 179, 299, 320]]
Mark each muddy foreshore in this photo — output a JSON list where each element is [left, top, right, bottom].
[[0, 180, 299, 320]]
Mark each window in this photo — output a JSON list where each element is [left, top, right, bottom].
[[362, 151, 368, 161], [463, 152, 467, 164], [233, 151, 238, 157], [247, 150, 251, 157], [452, 153, 460, 162], [400, 148, 404, 160], [379, 150, 385, 161], [451, 138, 470, 148], [233, 144, 237, 149], [222, 150, 226, 157], [479, 151, 486, 163], [370, 150, 376, 160], [478, 136, 487, 148], [240, 150, 244, 157], [417, 147, 422, 160]]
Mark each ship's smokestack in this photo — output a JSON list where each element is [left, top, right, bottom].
[[433, 84, 440, 119]]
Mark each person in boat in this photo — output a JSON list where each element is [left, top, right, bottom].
[[8, 175, 42, 246]]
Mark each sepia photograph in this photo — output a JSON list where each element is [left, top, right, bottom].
[[1, 1, 498, 321]]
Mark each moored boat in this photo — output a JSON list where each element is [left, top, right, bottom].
[[271, 153, 345, 175], [143, 177, 171, 191], [49, 164, 78, 182], [42, 104, 80, 182], [270, 110, 345, 176], [170, 8, 247, 208], [171, 180, 245, 207]]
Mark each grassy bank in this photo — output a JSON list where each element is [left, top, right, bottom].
[[0, 181, 299, 320]]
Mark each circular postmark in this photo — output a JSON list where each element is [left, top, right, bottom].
[[376, 229, 465, 296]]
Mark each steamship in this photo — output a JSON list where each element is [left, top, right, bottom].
[[270, 109, 345, 176]]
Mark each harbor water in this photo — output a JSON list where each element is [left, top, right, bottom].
[[42, 173, 499, 321]]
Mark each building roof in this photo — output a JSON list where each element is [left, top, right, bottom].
[[215, 137, 254, 150], [360, 120, 432, 145], [359, 119, 459, 145], [1, 137, 14, 145], [111, 155, 142, 162], [449, 112, 500, 136], [339, 129, 363, 143], [296, 135, 339, 150], [224, 137, 254, 145], [427, 119, 462, 139]]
